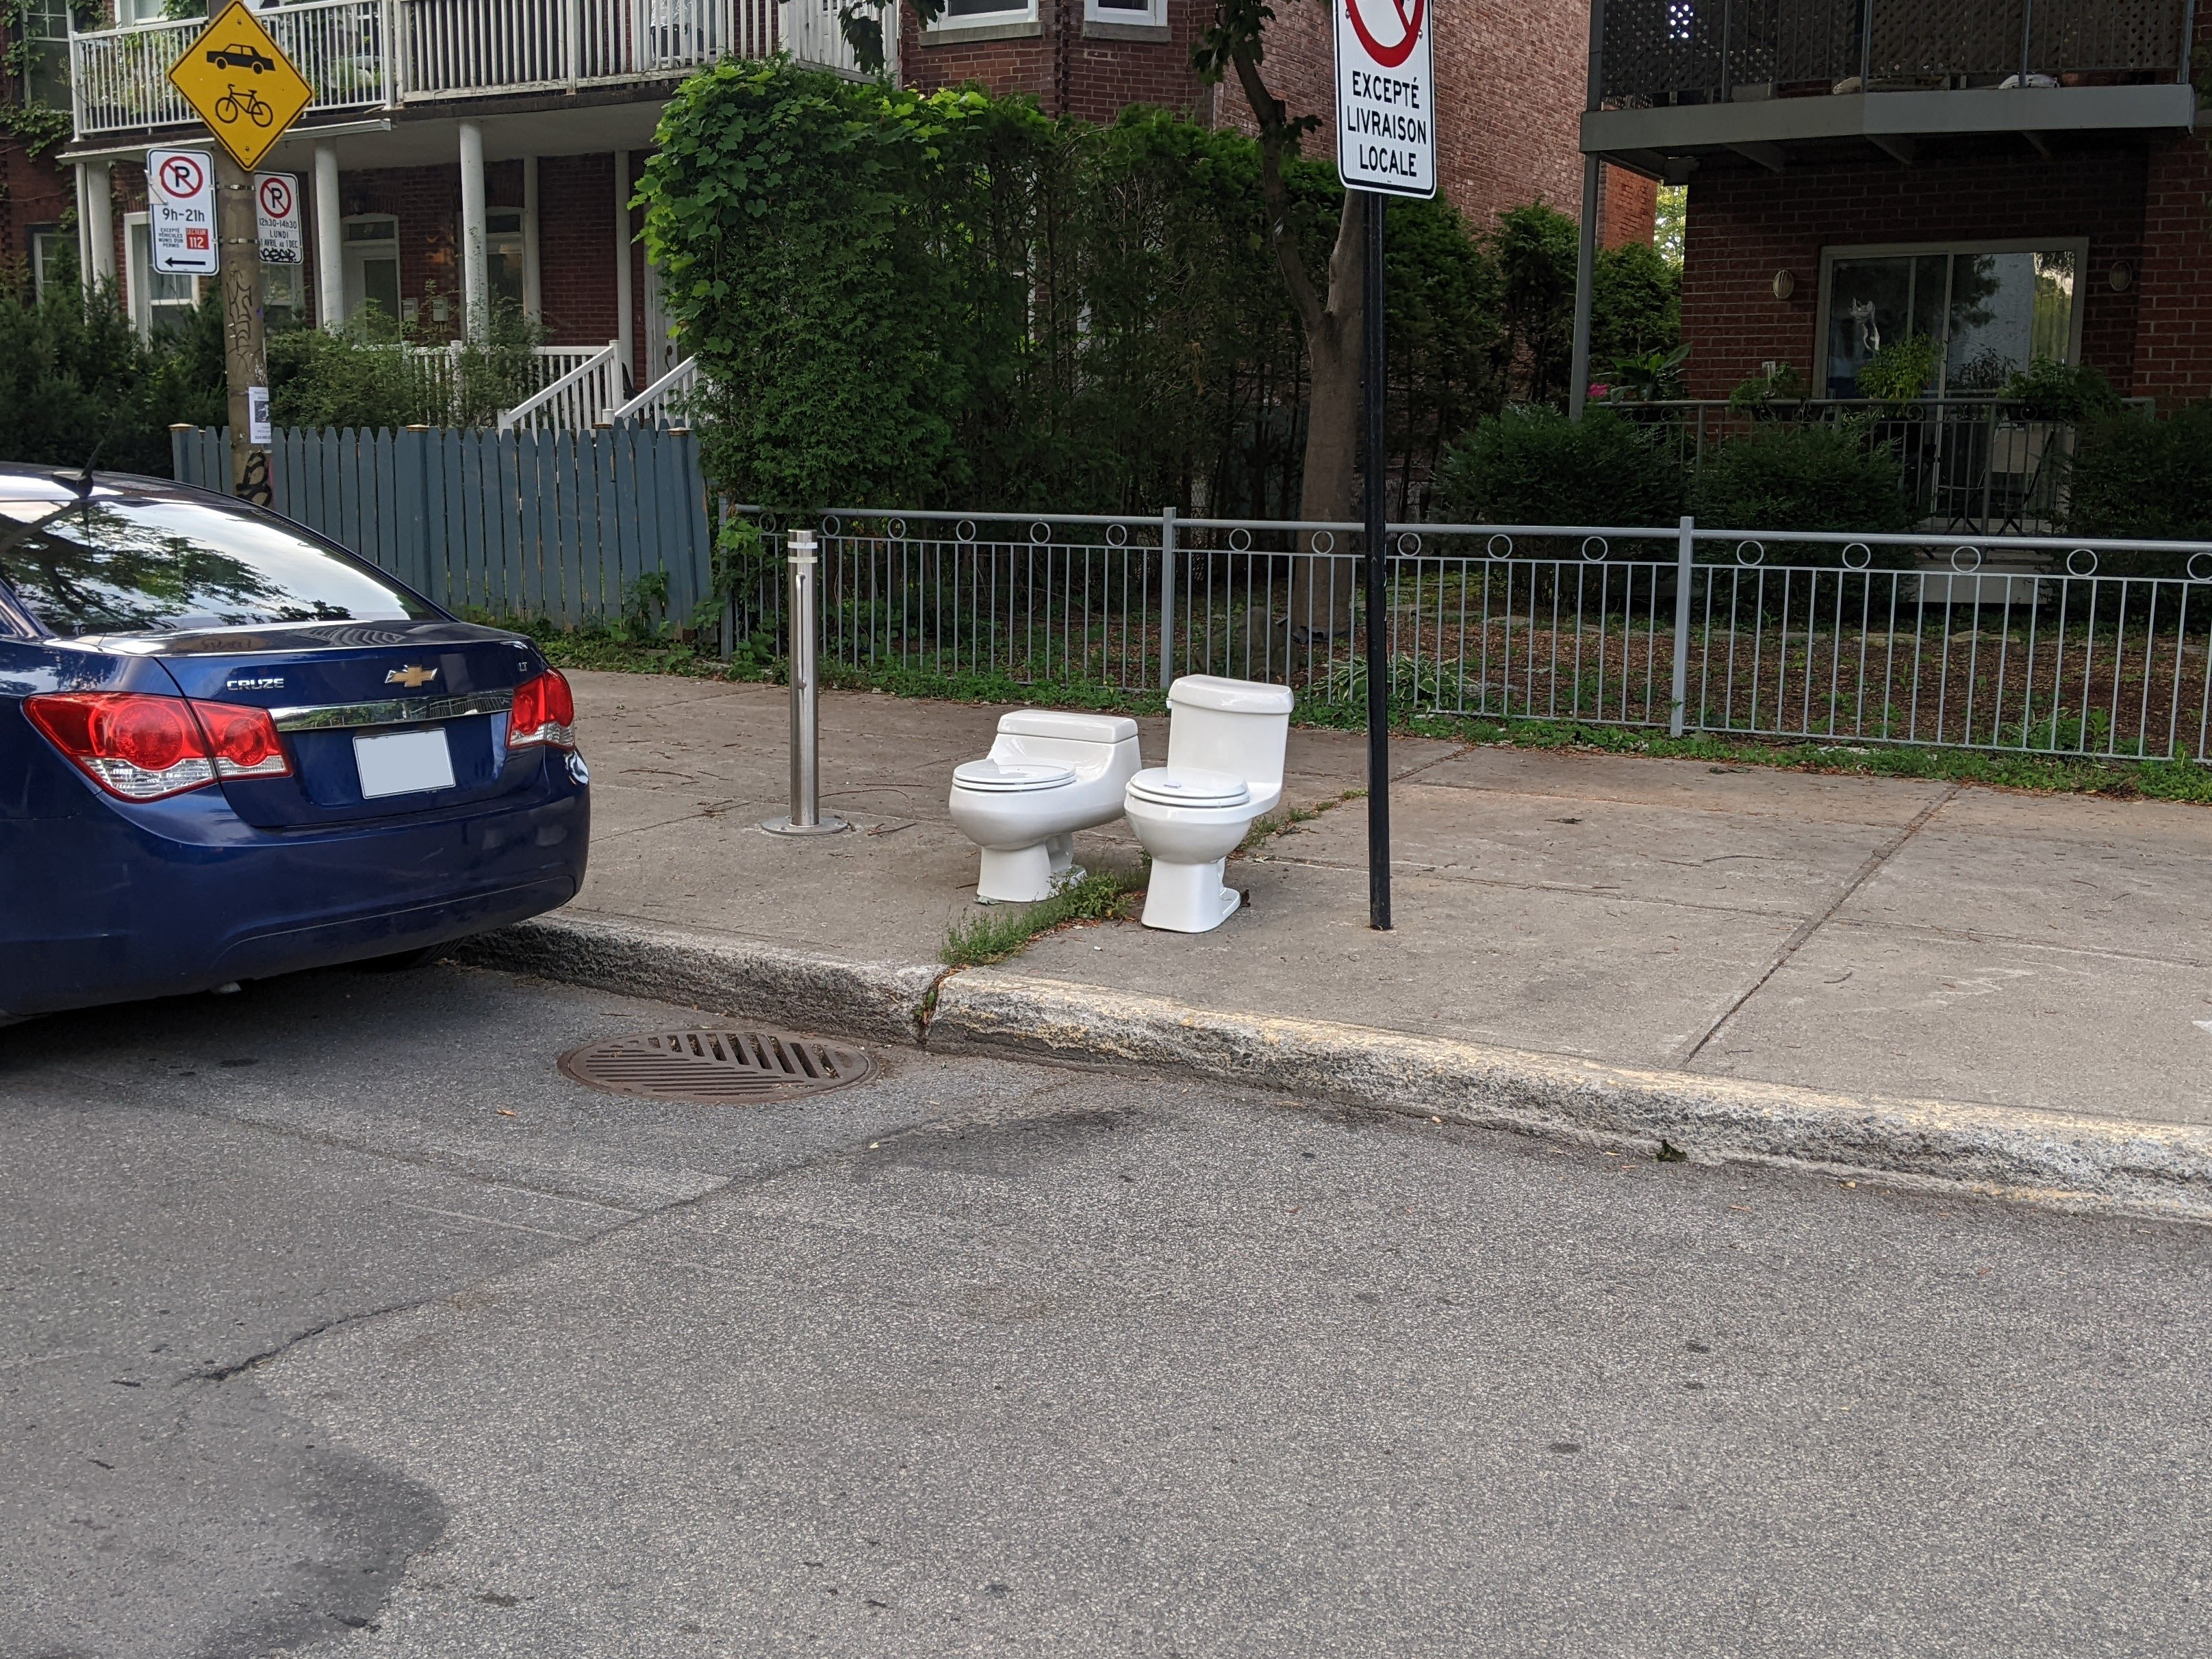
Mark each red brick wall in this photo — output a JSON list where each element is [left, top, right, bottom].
[[1223, 0, 1592, 237], [901, 0, 1212, 122], [1599, 164, 1655, 250], [329, 154, 637, 357], [1679, 148, 2150, 400], [0, 140, 74, 277], [2131, 136, 2212, 411]]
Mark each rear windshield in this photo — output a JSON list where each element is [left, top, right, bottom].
[[0, 493, 435, 638]]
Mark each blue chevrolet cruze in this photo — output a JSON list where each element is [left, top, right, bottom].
[[0, 464, 589, 1021]]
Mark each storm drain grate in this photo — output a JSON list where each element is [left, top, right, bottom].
[[557, 1027, 875, 1104]]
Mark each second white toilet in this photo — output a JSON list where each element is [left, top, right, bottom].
[[1122, 675, 1293, 933], [949, 710, 1143, 903]]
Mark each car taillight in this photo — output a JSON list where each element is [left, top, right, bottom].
[[509, 669, 576, 751], [24, 692, 290, 802], [193, 700, 291, 781]]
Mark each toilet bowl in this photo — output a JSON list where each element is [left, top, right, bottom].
[[949, 710, 1143, 902], [1122, 675, 1293, 933]]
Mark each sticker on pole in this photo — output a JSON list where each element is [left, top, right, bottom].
[[147, 148, 218, 277], [1334, 0, 1436, 199], [255, 171, 302, 265], [166, 0, 314, 171]]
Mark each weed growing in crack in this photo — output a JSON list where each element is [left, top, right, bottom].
[[940, 867, 1145, 969]]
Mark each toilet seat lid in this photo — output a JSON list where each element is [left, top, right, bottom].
[[954, 758, 1075, 793], [1127, 768, 1251, 808]]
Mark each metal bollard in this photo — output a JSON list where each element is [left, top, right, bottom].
[[762, 528, 848, 837]]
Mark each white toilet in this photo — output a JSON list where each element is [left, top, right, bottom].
[[949, 710, 1144, 903], [1122, 675, 1294, 933]]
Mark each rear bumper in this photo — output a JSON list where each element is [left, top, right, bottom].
[[1, 775, 589, 1018]]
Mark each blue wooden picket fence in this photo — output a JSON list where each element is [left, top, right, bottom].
[[173, 425, 716, 629]]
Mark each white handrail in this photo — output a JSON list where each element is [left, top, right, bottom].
[[498, 340, 622, 431], [71, 0, 390, 137], [611, 354, 698, 423]]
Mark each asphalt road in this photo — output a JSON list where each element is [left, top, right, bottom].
[[3, 963, 2209, 1659]]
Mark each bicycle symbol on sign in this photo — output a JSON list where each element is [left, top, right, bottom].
[[214, 83, 275, 127]]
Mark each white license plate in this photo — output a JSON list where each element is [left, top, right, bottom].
[[354, 728, 457, 800]]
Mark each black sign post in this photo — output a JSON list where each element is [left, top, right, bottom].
[[1335, 0, 1431, 931], [1363, 190, 1392, 933]]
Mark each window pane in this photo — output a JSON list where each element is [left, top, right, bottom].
[[0, 494, 435, 638], [345, 217, 397, 244], [1945, 251, 2040, 391], [1825, 256, 1912, 397], [363, 256, 401, 320], [944, 0, 1026, 16], [489, 234, 524, 305], [2033, 250, 2076, 364]]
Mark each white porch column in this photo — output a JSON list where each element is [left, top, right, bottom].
[[314, 141, 344, 331], [521, 155, 542, 324], [459, 121, 489, 342], [613, 148, 633, 389], [79, 161, 116, 288]]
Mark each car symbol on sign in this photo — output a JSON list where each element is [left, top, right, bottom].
[[205, 42, 275, 73]]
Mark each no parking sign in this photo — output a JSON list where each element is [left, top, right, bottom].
[[255, 171, 302, 265], [1334, 0, 1436, 199], [148, 148, 218, 276]]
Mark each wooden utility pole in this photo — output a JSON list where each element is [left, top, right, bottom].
[[214, 149, 270, 505]]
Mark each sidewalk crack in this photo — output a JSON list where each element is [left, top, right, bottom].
[[1677, 783, 1961, 1068]]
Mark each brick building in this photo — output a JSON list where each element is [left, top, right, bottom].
[[1579, 0, 2204, 405], [1, 3, 77, 299], [906, 0, 1655, 245]]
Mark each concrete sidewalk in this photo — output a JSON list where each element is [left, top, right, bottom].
[[468, 670, 2212, 1211]]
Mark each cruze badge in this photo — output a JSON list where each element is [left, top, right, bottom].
[[385, 665, 440, 688]]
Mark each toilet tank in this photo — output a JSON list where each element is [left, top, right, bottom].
[[1165, 676, 1294, 791], [991, 709, 1141, 775]]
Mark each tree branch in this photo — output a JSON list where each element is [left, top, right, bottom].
[[1230, 39, 1325, 340]]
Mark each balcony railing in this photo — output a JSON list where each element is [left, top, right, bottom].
[[71, 0, 886, 138], [1599, 0, 2190, 108], [73, 0, 389, 138]]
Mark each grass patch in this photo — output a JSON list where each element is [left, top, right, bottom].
[[514, 625, 2211, 805], [1239, 787, 1366, 854], [940, 867, 1145, 968]]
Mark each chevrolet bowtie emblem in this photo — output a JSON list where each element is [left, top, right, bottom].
[[385, 665, 440, 689]]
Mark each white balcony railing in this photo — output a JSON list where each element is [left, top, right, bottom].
[[71, 0, 889, 138], [72, 0, 389, 139]]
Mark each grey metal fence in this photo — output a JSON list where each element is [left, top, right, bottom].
[[731, 509, 2212, 764], [173, 424, 715, 627]]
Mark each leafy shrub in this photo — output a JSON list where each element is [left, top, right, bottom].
[[1690, 422, 1913, 535], [1432, 406, 1683, 527], [2000, 359, 2122, 423], [2065, 403, 2212, 541], [1856, 335, 1942, 405], [268, 298, 543, 430], [1727, 362, 1809, 414], [0, 275, 222, 477]]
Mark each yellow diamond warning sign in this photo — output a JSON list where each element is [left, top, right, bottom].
[[166, 1, 313, 172]]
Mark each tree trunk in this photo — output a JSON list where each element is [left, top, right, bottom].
[[1288, 192, 1363, 640]]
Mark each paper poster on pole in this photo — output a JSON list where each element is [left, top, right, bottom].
[[148, 148, 218, 276], [1334, 0, 1436, 199], [254, 172, 302, 265]]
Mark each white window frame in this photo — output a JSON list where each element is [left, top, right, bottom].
[[123, 210, 199, 336], [1814, 237, 2092, 398], [924, 0, 1039, 38], [28, 228, 66, 303], [1084, 0, 1165, 27], [340, 212, 401, 325]]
